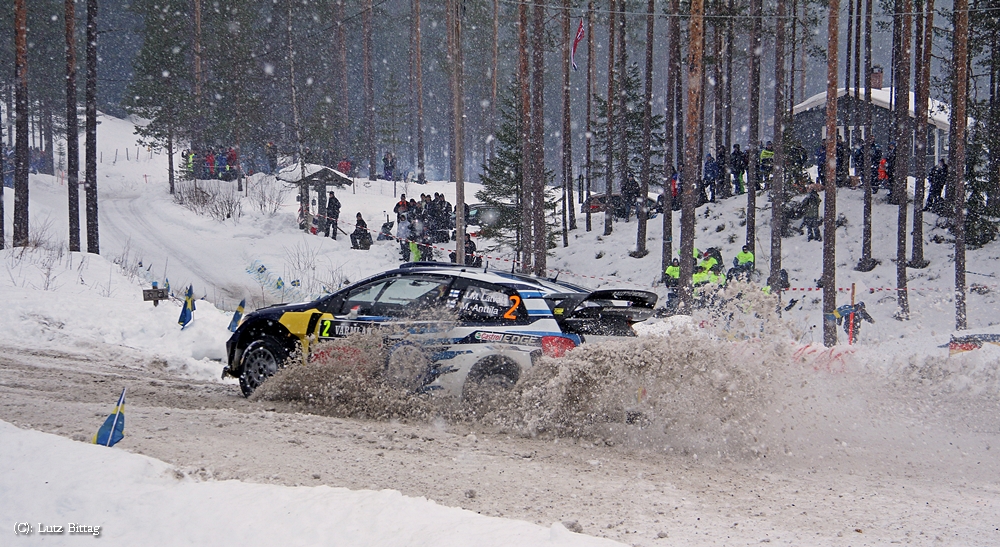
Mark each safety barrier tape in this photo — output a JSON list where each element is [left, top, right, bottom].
[[313, 212, 648, 287]]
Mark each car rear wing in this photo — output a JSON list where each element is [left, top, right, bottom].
[[547, 289, 658, 337]]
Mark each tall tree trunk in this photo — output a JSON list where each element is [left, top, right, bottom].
[[769, 0, 787, 290], [822, 0, 840, 347], [990, 39, 1000, 212], [193, 0, 202, 150], [531, 0, 546, 275], [518, 0, 533, 273], [790, 0, 797, 119], [724, 0, 734, 194], [66, 0, 80, 252], [845, 0, 853, 146], [604, 0, 617, 237], [910, 0, 933, 268], [450, 0, 466, 264], [680, 0, 705, 311], [585, 0, 594, 233], [13, 0, 29, 247], [892, 0, 912, 319], [746, 0, 762, 257], [712, 22, 724, 200], [288, 0, 308, 228], [491, 0, 499, 162], [853, 0, 861, 146], [363, 0, 376, 181], [332, 1, 345, 160], [561, 0, 573, 248], [616, 0, 628, 223], [950, 0, 969, 330], [635, 0, 654, 257], [857, 0, 876, 271], [43, 102, 54, 175], [662, 0, 680, 278], [166, 129, 175, 196], [334, 0, 349, 163], [85, 0, 99, 254], [413, 0, 425, 183]]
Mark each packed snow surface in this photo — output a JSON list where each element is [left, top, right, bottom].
[[2, 114, 1000, 546]]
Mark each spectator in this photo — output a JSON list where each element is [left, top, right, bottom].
[[802, 187, 822, 242], [925, 159, 948, 211], [326, 191, 341, 239], [730, 145, 747, 195], [265, 142, 278, 174], [396, 213, 411, 260], [759, 141, 775, 187], [704, 154, 719, 203], [351, 213, 372, 250], [835, 133, 849, 187]]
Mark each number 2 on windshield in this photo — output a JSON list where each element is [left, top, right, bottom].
[[504, 295, 521, 320]]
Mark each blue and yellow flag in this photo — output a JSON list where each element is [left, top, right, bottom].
[[92, 388, 126, 447], [228, 299, 246, 332], [164, 278, 170, 295], [276, 277, 285, 290], [178, 285, 196, 327]]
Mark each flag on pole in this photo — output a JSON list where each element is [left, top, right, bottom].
[[571, 19, 585, 71], [92, 388, 126, 447], [178, 285, 196, 328], [228, 299, 246, 332]]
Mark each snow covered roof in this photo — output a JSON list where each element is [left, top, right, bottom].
[[791, 87, 960, 131], [276, 163, 352, 185]]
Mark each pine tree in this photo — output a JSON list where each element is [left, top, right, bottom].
[[377, 72, 408, 160], [124, 0, 192, 194], [591, 63, 665, 191], [476, 87, 556, 255]]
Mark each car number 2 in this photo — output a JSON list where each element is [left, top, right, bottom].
[[504, 295, 521, 320], [319, 319, 333, 337]]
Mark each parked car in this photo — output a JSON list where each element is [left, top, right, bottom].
[[224, 263, 657, 398], [467, 203, 515, 227]]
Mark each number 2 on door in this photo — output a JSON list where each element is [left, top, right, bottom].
[[504, 295, 521, 320]]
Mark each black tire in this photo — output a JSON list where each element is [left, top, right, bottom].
[[463, 355, 519, 400], [238, 337, 290, 397], [385, 342, 431, 391]]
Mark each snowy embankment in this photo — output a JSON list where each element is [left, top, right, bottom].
[[0, 421, 619, 547]]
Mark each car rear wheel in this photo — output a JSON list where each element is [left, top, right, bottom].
[[463, 355, 519, 401], [238, 337, 289, 397]]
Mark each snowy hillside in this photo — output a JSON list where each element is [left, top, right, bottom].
[[2, 114, 999, 546]]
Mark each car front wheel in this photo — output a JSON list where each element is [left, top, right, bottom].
[[238, 337, 289, 397]]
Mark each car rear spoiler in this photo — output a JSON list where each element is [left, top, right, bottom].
[[547, 289, 658, 337]]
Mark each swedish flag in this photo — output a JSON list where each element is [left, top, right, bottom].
[[164, 278, 171, 295], [92, 388, 126, 447], [178, 285, 196, 328], [276, 278, 285, 290], [228, 299, 246, 332]]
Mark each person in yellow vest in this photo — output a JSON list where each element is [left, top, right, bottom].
[[664, 258, 680, 286]]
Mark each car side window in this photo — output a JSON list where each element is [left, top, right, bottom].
[[373, 277, 453, 317], [456, 281, 527, 323], [339, 279, 390, 315]]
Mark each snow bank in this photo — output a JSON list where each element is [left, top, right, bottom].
[[0, 420, 623, 547]]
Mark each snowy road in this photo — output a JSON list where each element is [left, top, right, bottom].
[[2, 344, 998, 546]]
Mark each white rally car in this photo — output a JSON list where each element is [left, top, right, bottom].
[[224, 262, 657, 397]]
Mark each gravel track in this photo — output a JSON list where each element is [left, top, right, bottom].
[[2, 344, 998, 546]]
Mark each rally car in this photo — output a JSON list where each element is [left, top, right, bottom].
[[224, 262, 656, 398]]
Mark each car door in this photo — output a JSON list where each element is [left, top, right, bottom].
[[315, 274, 456, 341]]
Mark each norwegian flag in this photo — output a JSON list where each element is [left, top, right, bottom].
[[571, 19, 585, 71]]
